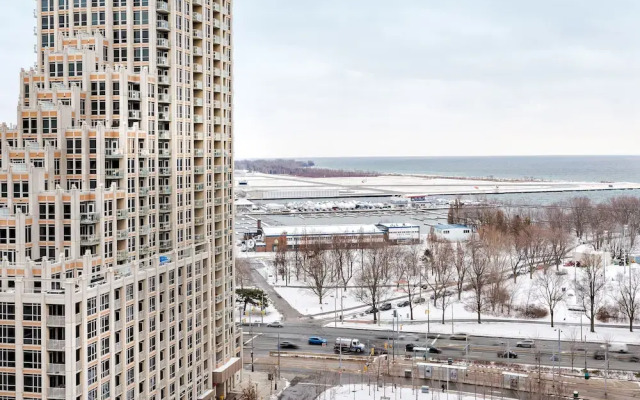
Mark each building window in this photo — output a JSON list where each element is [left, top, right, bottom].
[[23, 304, 41, 321], [0, 373, 15, 392], [0, 304, 15, 320], [0, 350, 15, 367], [23, 351, 41, 369]]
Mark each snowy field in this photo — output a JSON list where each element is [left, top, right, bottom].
[[237, 304, 282, 325], [253, 251, 640, 344], [236, 172, 640, 198], [317, 384, 489, 400]]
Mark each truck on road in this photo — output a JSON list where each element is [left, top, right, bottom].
[[334, 338, 366, 353]]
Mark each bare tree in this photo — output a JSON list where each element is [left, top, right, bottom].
[[569, 197, 592, 239], [535, 271, 567, 327], [453, 241, 467, 300], [521, 224, 549, 278], [507, 233, 526, 283], [467, 239, 489, 324], [481, 226, 510, 314], [396, 245, 422, 320], [235, 257, 251, 289], [301, 245, 332, 304], [331, 235, 354, 290], [423, 240, 456, 323], [273, 234, 288, 284], [614, 270, 640, 332], [354, 244, 392, 322], [575, 254, 606, 333], [609, 196, 640, 251]]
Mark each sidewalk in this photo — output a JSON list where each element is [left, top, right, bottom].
[[237, 369, 288, 400]]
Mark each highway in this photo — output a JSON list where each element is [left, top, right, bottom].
[[243, 321, 640, 373]]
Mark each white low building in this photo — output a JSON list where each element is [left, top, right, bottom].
[[376, 222, 420, 243], [431, 224, 474, 241]]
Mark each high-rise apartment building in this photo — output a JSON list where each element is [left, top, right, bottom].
[[0, 0, 240, 399]]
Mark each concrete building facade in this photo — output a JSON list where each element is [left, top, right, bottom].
[[0, 0, 239, 399]]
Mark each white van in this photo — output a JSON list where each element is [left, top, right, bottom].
[[601, 343, 629, 354]]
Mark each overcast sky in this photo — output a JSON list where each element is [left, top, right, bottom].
[[2, 1, 640, 158]]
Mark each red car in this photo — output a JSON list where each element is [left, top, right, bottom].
[[563, 261, 581, 267]]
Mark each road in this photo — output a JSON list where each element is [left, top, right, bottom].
[[244, 321, 640, 373]]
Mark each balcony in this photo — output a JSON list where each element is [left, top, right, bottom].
[[157, 20, 170, 31], [157, 0, 169, 13], [160, 185, 172, 195], [193, 46, 203, 57], [157, 56, 169, 67], [159, 93, 171, 103], [159, 222, 171, 231], [215, 246, 223, 255], [139, 169, 149, 178], [139, 187, 150, 196], [214, 166, 223, 173], [214, 149, 222, 157], [80, 213, 99, 224], [48, 387, 67, 398], [215, 229, 223, 239], [47, 363, 66, 374], [215, 278, 223, 287], [194, 81, 203, 90], [128, 110, 141, 120], [116, 209, 128, 219], [213, 116, 222, 125], [195, 234, 205, 243], [159, 112, 170, 122], [106, 168, 123, 179], [215, 310, 224, 320], [105, 148, 124, 158], [158, 75, 170, 85], [159, 149, 171, 158], [194, 132, 205, 140], [212, 52, 221, 61], [47, 339, 66, 350], [160, 240, 172, 251], [139, 149, 149, 158], [159, 204, 171, 213], [193, 29, 204, 40], [194, 183, 204, 191], [159, 167, 171, 176], [194, 166, 204, 174], [157, 38, 170, 49], [212, 35, 221, 45], [117, 229, 128, 240], [194, 98, 204, 107], [139, 206, 150, 215], [215, 262, 223, 272], [193, 12, 203, 22], [194, 64, 203, 73], [193, 0, 203, 6], [80, 235, 99, 246], [194, 216, 205, 225], [194, 200, 204, 208], [139, 245, 150, 256], [213, 84, 222, 92], [158, 129, 170, 139], [46, 316, 65, 326], [193, 115, 204, 124], [215, 294, 224, 304], [128, 90, 141, 100]]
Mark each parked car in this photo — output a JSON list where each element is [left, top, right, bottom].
[[449, 333, 468, 341], [267, 321, 283, 328], [397, 300, 411, 307], [380, 303, 392, 311], [516, 340, 535, 348], [365, 307, 378, 314], [279, 341, 299, 349], [413, 297, 426, 304], [628, 355, 640, 363], [594, 350, 606, 360], [498, 351, 518, 359], [308, 337, 327, 345]]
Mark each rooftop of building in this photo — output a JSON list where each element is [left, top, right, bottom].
[[261, 224, 383, 237], [433, 224, 471, 230]]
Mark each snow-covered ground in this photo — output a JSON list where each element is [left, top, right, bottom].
[[236, 172, 640, 199], [236, 303, 282, 325], [317, 384, 487, 400], [253, 250, 640, 344]]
